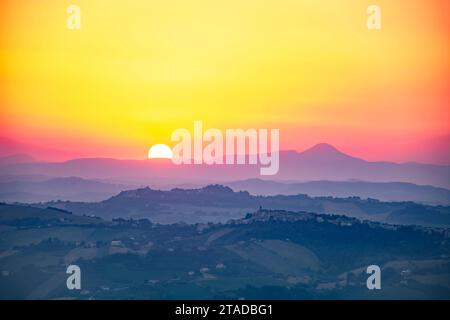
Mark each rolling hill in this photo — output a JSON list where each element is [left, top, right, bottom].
[[35, 185, 450, 227], [0, 177, 134, 203], [225, 179, 450, 205], [0, 204, 449, 299]]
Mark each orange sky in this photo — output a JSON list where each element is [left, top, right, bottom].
[[0, 0, 449, 163]]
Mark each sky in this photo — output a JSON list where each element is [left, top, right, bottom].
[[0, 0, 449, 164]]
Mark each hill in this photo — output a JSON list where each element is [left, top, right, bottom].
[[225, 179, 450, 205], [0, 203, 105, 228], [0, 177, 133, 203], [0, 204, 449, 299], [37, 185, 450, 227]]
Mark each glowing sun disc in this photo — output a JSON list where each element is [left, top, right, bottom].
[[148, 144, 173, 159]]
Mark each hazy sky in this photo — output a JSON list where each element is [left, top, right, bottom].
[[0, 0, 448, 163]]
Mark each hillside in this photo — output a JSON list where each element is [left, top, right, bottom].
[[0, 204, 449, 299], [37, 185, 450, 227], [0, 203, 105, 227]]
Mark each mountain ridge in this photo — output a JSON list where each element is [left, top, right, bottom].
[[2, 145, 449, 188]]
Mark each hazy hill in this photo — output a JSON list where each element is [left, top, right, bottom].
[[0, 154, 35, 166], [0, 177, 133, 203], [38, 185, 450, 227], [225, 179, 450, 205]]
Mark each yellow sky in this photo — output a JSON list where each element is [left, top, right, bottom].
[[0, 0, 448, 161]]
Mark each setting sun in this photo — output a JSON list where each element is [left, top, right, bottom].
[[148, 144, 173, 159]]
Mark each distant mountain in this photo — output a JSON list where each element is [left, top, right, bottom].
[[0, 177, 133, 202], [39, 185, 450, 227], [296, 143, 358, 162], [2, 143, 449, 188], [0, 154, 35, 166], [225, 179, 450, 205], [0, 174, 53, 183], [277, 144, 450, 188]]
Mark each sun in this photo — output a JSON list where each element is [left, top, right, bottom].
[[148, 144, 173, 159]]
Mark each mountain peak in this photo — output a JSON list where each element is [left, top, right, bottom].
[[306, 143, 340, 153], [299, 143, 360, 162]]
